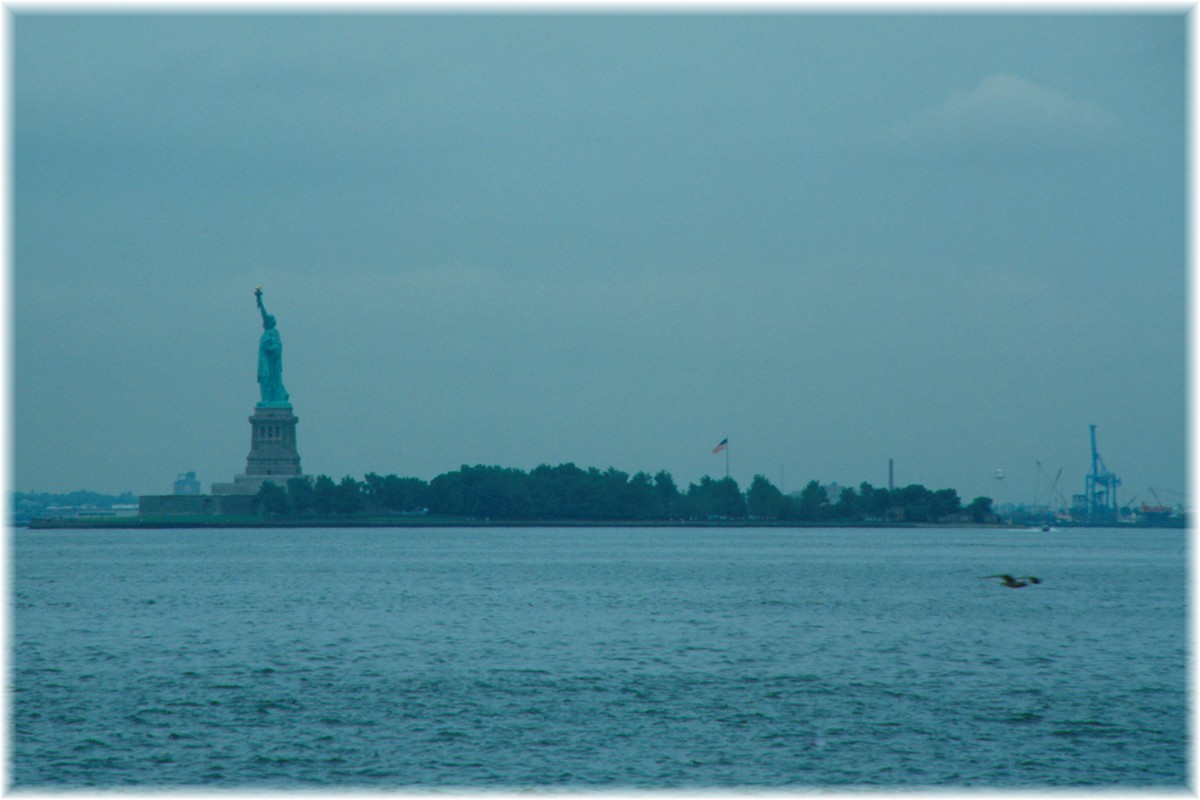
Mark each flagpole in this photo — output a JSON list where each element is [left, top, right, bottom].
[[712, 437, 730, 479]]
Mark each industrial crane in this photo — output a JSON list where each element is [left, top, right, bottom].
[[1047, 467, 1066, 510], [1035, 461, 1067, 512], [1086, 424, 1121, 522]]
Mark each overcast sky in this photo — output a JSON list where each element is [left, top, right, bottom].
[[12, 11, 1187, 507]]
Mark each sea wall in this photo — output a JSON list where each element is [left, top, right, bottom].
[[138, 494, 257, 517]]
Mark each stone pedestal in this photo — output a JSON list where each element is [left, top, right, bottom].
[[212, 404, 307, 495]]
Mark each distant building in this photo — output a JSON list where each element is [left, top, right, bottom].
[[174, 471, 201, 495], [38, 504, 138, 521]]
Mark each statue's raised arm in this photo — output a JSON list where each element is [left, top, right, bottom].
[[254, 286, 290, 407], [255, 286, 269, 323]]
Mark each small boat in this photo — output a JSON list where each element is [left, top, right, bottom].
[[984, 574, 1043, 589]]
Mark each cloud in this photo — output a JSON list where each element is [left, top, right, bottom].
[[889, 73, 1121, 150]]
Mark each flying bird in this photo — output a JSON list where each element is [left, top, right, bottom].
[[984, 574, 1042, 588]]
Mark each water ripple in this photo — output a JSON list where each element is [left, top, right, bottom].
[[11, 526, 1188, 789]]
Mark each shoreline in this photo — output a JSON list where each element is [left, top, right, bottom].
[[20, 516, 1185, 530]]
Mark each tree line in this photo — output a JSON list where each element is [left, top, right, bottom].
[[256, 463, 994, 524]]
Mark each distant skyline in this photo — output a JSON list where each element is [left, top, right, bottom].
[[12, 12, 1187, 507]]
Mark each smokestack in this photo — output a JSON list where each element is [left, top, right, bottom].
[[888, 458, 894, 492]]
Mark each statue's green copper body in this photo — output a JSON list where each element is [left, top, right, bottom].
[[254, 287, 290, 408]]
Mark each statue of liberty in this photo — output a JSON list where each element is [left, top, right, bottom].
[[254, 287, 290, 407]]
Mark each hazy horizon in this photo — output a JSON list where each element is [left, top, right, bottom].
[[12, 12, 1187, 508]]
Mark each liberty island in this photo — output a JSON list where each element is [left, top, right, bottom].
[[95, 291, 1171, 529], [130, 288, 991, 527]]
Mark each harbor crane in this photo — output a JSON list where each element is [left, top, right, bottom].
[[1035, 461, 1067, 513], [1086, 424, 1121, 522]]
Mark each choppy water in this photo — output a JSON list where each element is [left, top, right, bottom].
[[11, 526, 1188, 788]]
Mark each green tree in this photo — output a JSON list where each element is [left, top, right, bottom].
[[578, 467, 610, 519], [717, 476, 747, 518], [684, 476, 746, 519], [424, 465, 536, 519], [312, 475, 337, 516], [796, 480, 829, 521], [602, 468, 633, 519], [426, 469, 467, 516], [286, 477, 315, 515], [966, 496, 994, 523], [526, 463, 621, 519], [930, 488, 962, 522], [833, 486, 859, 519], [654, 470, 679, 518], [528, 463, 581, 519], [257, 481, 290, 517], [858, 482, 890, 519], [380, 474, 428, 513], [625, 471, 659, 520], [896, 484, 933, 522], [334, 475, 365, 515], [363, 472, 386, 512], [747, 474, 787, 520], [462, 465, 533, 519]]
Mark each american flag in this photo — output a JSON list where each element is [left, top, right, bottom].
[[712, 438, 728, 454]]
